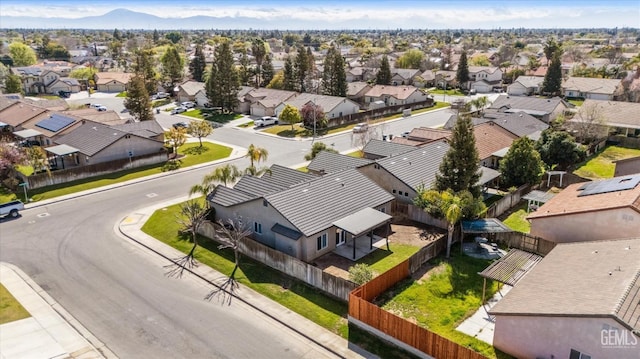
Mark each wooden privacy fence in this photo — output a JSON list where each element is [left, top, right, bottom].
[[485, 184, 530, 218], [198, 222, 358, 301], [349, 235, 487, 359], [494, 231, 556, 256]]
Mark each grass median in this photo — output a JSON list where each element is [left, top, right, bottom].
[[0, 284, 31, 324]]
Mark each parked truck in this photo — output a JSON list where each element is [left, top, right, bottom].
[[0, 200, 24, 218]]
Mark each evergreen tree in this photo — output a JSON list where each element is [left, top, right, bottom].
[[283, 56, 296, 91], [113, 29, 122, 41], [535, 129, 586, 170], [321, 46, 347, 97], [261, 54, 274, 87], [499, 137, 544, 187], [543, 37, 561, 66], [206, 40, 239, 113], [294, 47, 309, 92], [456, 50, 469, 90], [376, 55, 392, 85], [189, 44, 206, 82], [152, 29, 160, 43], [435, 115, 481, 196], [542, 51, 563, 96], [124, 74, 154, 121], [133, 49, 158, 95], [5, 74, 23, 94], [160, 45, 184, 90], [237, 47, 251, 85]]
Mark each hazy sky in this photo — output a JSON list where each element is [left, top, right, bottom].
[[1, 0, 638, 29]]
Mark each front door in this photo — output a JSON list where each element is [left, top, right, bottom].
[[336, 230, 346, 246]]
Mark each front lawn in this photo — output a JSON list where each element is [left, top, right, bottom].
[[4, 142, 231, 203], [116, 91, 127, 98], [0, 284, 31, 324], [429, 89, 466, 96], [141, 202, 349, 338], [376, 252, 501, 358], [182, 109, 243, 124], [573, 145, 640, 179]]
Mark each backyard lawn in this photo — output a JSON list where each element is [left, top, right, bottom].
[[574, 145, 640, 180], [376, 252, 502, 358], [0, 284, 30, 324], [502, 202, 531, 233], [141, 201, 349, 338]]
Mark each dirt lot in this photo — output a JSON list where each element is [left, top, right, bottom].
[[313, 219, 445, 279]]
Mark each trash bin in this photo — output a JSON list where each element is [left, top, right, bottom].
[[156, 108, 160, 114]]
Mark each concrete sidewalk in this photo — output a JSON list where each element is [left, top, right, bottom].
[[0, 263, 116, 359], [118, 198, 374, 359]]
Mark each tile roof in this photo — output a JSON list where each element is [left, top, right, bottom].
[[208, 185, 257, 207], [473, 122, 518, 160], [512, 76, 545, 88], [54, 121, 127, 156], [563, 76, 622, 95], [259, 164, 316, 187], [362, 139, 415, 158], [376, 140, 450, 190], [265, 169, 394, 236], [95, 72, 133, 85], [347, 82, 372, 97], [490, 95, 569, 115], [246, 88, 296, 108], [280, 93, 357, 113], [63, 109, 127, 126], [307, 151, 372, 175], [178, 81, 205, 96], [365, 85, 423, 100], [0, 102, 49, 127], [111, 120, 164, 137], [527, 175, 640, 219], [21, 112, 83, 138], [481, 110, 549, 137], [233, 175, 288, 197], [579, 100, 640, 128], [406, 127, 452, 142], [489, 238, 640, 333], [390, 137, 425, 146]]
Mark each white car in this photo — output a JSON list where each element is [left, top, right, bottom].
[[90, 104, 107, 111], [352, 123, 369, 133], [255, 116, 278, 127], [181, 101, 196, 109], [171, 106, 187, 115], [153, 92, 170, 99]]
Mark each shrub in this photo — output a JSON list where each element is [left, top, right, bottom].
[[349, 263, 375, 285]]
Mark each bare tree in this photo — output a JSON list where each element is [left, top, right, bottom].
[[205, 217, 252, 305], [351, 120, 379, 155], [165, 200, 208, 278], [570, 103, 608, 145]]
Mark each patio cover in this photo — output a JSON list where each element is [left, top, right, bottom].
[[478, 166, 501, 185], [45, 144, 79, 156], [479, 249, 543, 286], [462, 218, 512, 234], [332, 207, 392, 237], [13, 129, 44, 138]]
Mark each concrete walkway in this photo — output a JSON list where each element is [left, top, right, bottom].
[[455, 284, 512, 344], [0, 263, 116, 359]]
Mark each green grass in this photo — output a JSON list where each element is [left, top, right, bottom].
[[297, 166, 309, 172], [567, 98, 584, 107], [152, 99, 171, 108], [429, 89, 466, 96], [502, 202, 531, 233], [346, 151, 363, 158], [6, 142, 231, 203], [183, 110, 243, 124], [0, 284, 31, 324], [116, 91, 127, 98], [377, 252, 502, 358], [141, 202, 349, 337], [359, 243, 421, 275], [574, 145, 640, 180]]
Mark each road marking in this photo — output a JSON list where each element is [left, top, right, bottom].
[[37, 213, 50, 218], [146, 193, 158, 198]]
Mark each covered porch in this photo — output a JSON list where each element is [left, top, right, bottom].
[[332, 207, 392, 261], [45, 144, 80, 170]]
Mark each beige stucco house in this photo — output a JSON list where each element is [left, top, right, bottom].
[[94, 72, 133, 93], [243, 88, 296, 117], [527, 175, 640, 242], [364, 85, 430, 108], [274, 93, 360, 120], [490, 238, 640, 359]]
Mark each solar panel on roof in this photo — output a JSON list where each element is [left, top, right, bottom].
[[36, 114, 76, 133], [577, 175, 640, 197]]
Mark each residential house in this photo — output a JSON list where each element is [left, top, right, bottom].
[[527, 174, 640, 242], [233, 86, 255, 114], [0, 101, 50, 133], [434, 70, 457, 89], [506, 76, 545, 96], [346, 67, 376, 83], [414, 70, 436, 88], [17, 112, 84, 147], [274, 93, 360, 120], [614, 156, 640, 176], [395, 127, 451, 145], [111, 120, 165, 142], [94, 72, 133, 93], [176, 81, 205, 103], [307, 151, 372, 176], [362, 139, 414, 160], [489, 95, 571, 123], [62, 108, 127, 126], [47, 77, 81, 95], [467, 66, 503, 93], [347, 82, 372, 107], [577, 99, 640, 137], [243, 88, 296, 117], [562, 76, 622, 100], [445, 111, 549, 140], [208, 167, 394, 262], [490, 238, 640, 359], [390, 68, 421, 86], [473, 122, 518, 169], [11, 66, 71, 94], [364, 85, 430, 109], [52, 121, 165, 168]]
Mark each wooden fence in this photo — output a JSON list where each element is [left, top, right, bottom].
[[325, 99, 435, 128], [198, 222, 358, 301], [494, 231, 556, 256], [349, 236, 486, 359], [485, 184, 530, 218]]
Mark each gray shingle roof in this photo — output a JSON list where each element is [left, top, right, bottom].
[[111, 120, 164, 138], [490, 95, 569, 114], [259, 164, 316, 187], [265, 169, 394, 237], [55, 121, 126, 156], [307, 151, 372, 175], [376, 140, 450, 190], [234, 175, 287, 197], [481, 111, 549, 137], [363, 139, 415, 158], [208, 185, 257, 207]]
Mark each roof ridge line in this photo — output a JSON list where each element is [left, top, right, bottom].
[[613, 267, 640, 317]]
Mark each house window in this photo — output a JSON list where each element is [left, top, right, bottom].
[[404, 192, 409, 197], [335, 230, 346, 246], [254, 222, 262, 234], [392, 189, 396, 194], [263, 199, 268, 207], [379, 207, 386, 213], [569, 349, 591, 359], [316, 233, 328, 251]]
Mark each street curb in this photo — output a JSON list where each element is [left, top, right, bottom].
[[1, 262, 118, 359]]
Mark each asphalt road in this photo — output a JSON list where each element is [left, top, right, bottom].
[[1, 95, 455, 358]]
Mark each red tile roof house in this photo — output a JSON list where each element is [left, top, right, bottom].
[[527, 175, 640, 243], [489, 237, 640, 359]]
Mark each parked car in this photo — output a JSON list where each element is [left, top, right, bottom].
[[153, 92, 170, 100], [0, 200, 24, 218], [401, 131, 410, 138], [255, 116, 278, 127], [352, 123, 369, 133], [90, 103, 107, 111], [171, 106, 187, 115], [181, 101, 196, 109], [172, 122, 188, 129]]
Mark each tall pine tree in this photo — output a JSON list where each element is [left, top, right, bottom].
[[189, 44, 206, 82], [206, 40, 239, 113], [261, 54, 274, 87], [456, 50, 469, 90], [160, 45, 184, 91], [124, 74, 153, 121], [283, 56, 296, 91], [435, 115, 481, 196], [321, 46, 347, 97], [294, 47, 309, 92], [376, 55, 392, 85], [542, 51, 562, 96], [133, 49, 158, 95]]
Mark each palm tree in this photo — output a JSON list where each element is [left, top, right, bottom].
[[245, 144, 269, 168], [203, 164, 242, 187], [244, 166, 272, 176], [440, 191, 463, 259]]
